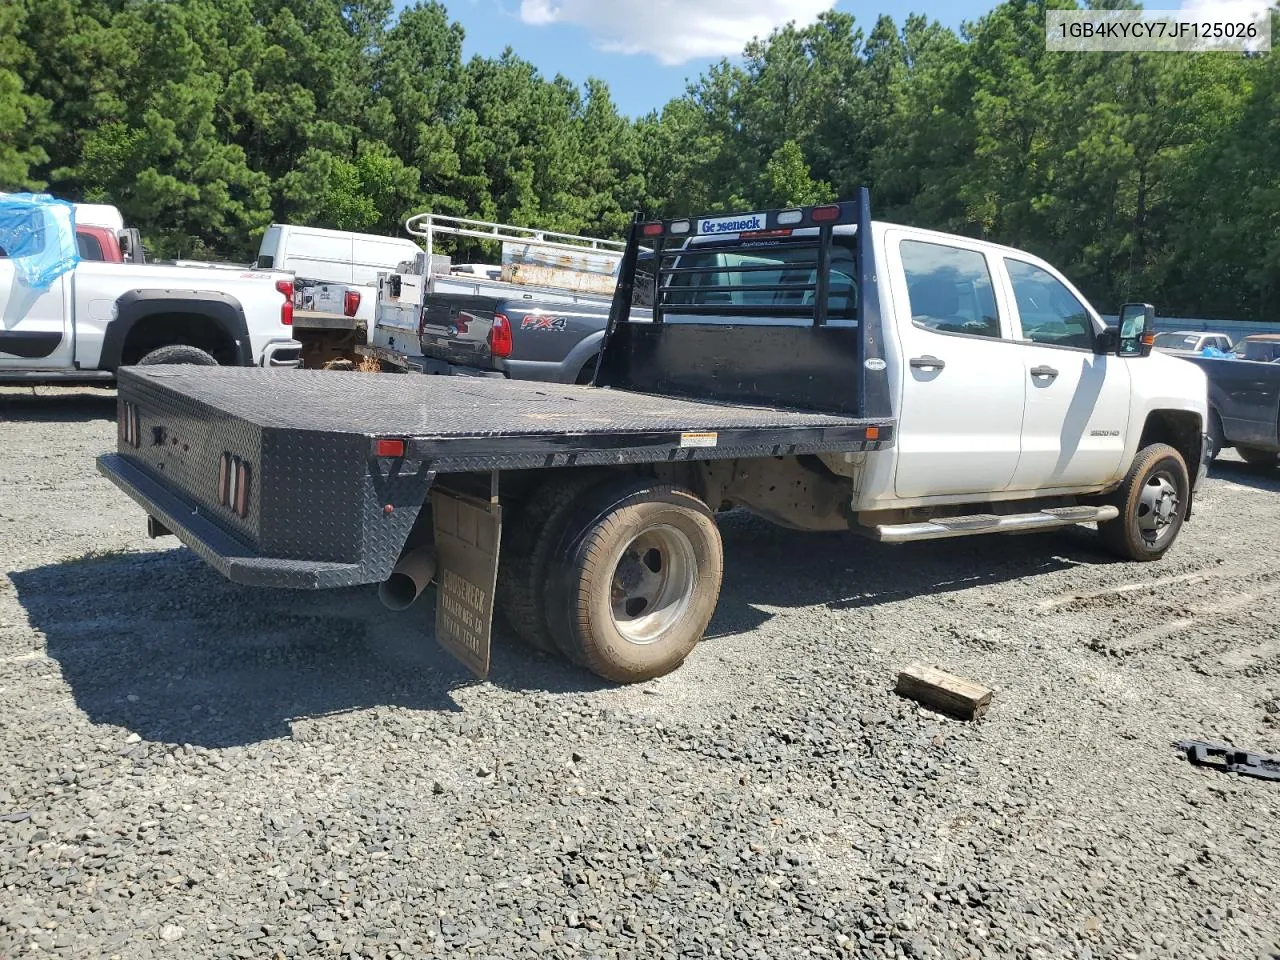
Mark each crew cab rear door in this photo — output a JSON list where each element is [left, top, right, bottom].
[[886, 231, 1025, 498], [0, 219, 74, 370]]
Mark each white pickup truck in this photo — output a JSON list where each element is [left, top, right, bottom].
[[0, 195, 300, 382], [98, 192, 1211, 685], [254, 223, 424, 368]]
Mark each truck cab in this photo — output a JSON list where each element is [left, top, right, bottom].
[[620, 216, 1206, 513], [1152, 331, 1233, 357]]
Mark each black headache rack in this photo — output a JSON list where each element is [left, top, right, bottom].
[[596, 187, 892, 420]]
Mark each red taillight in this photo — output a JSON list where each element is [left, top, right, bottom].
[[275, 279, 294, 326], [234, 462, 251, 518], [118, 401, 140, 448], [218, 453, 251, 518], [488, 313, 513, 359], [810, 204, 841, 223], [375, 438, 406, 458], [218, 453, 230, 504], [641, 222, 664, 237], [344, 290, 361, 317]]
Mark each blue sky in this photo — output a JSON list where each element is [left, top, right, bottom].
[[432, 0, 997, 117]]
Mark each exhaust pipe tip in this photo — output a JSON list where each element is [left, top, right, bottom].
[[378, 546, 437, 611], [378, 572, 422, 611]]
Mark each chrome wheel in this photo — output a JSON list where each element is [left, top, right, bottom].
[[1137, 471, 1179, 545], [609, 525, 697, 645]]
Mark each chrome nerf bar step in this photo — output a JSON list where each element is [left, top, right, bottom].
[[873, 505, 1119, 543]]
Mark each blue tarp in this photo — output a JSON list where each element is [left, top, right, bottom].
[[1200, 344, 1234, 358], [0, 193, 79, 290]]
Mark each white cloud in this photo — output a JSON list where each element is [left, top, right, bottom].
[[1178, 0, 1272, 20], [1178, 0, 1272, 50], [518, 0, 834, 65]]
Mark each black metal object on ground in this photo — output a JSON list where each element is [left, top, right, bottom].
[[1175, 740, 1280, 781]]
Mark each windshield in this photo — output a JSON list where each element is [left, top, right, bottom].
[[1233, 338, 1280, 362], [1153, 333, 1199, 349]]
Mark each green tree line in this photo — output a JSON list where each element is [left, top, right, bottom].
[[2, 0, 1276, 318]]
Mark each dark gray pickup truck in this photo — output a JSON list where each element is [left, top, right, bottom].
[[1186, 333, 1280, 464], [396, 254, 656, 384], [417, 293, 611, 384]]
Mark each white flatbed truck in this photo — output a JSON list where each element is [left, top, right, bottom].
[[97, 191, 1210, 683]]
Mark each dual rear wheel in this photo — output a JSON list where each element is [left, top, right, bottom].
[[498, 477, 723, 683]]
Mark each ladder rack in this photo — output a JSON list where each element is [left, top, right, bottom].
[[403, 213, 629, 268]]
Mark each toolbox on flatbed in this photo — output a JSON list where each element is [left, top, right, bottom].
[[100, 365, 892, 589]]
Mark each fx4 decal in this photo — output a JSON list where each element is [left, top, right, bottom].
[[521, 314, 568, 332]]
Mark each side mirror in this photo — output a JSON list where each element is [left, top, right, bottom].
[[119, 228, 145, 264], [1094, 327, 1118, 354], [1117, 302, 1155, 357]]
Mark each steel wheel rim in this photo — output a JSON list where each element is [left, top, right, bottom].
[[609, 524, 697, 645], [1137, 470, 1179, 545]]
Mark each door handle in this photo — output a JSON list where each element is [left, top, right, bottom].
[[909, 355, 945, 371], [1030, 365, 1059, 379]]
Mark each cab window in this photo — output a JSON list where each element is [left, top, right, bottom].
[[900, 239, 1001, 339], [1005, 259, 1094, 349], [0, 209, 46, 259], [77, 231, 104, 260], [663, 239, 857, 321]]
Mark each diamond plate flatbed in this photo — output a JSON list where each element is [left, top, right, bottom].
[[116, 366, 890, 463], [97, 366, 893, 591]]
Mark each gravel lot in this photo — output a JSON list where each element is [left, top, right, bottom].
[[2, 385, 1278, 960]]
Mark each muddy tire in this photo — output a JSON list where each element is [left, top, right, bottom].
[[1237, 445, 1278, 466], [136, 344, 218, 366], [497, 471, 609, 653], [1097, 443, 1189, 562], [545, 481, 723, 683]]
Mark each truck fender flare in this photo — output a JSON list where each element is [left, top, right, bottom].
[[101, 290, 253, 370], [560, 329, 607, 379]]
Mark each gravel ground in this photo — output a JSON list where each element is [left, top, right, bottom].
[[1, 385, 1278, 960]]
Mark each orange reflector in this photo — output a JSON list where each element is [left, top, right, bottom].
[[1142, 333, 1156, 346], [376, 438, 406, 458], [866, 426, 880, 441]]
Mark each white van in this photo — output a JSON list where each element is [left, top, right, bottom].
[[256, 224, 422, 286], [255, 224, 424, 322], [72, 203, 125, 232]]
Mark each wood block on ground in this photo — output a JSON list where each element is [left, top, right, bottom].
[[895, 663, 993, 721]]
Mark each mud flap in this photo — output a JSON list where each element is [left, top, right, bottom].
[[431, 487, 502, 679]]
